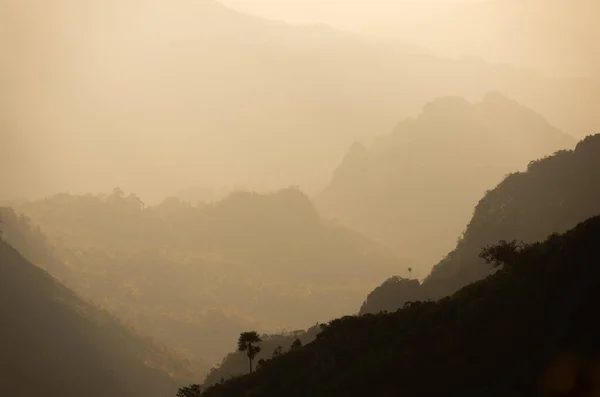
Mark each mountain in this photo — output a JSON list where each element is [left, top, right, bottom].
[[360, 133, 600, 315], [2, 0, 599, 201], [357, 0, 600, 82], [315, 93, 574, 270], [203, 325, 322, 387], [0, 239, 181, 397], [13, 187, 403, 366], [199, 215, 600, 397]]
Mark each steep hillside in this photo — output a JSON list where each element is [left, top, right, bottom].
[[360, 133, 600, 315], [316, 93, 574, 269], [2, 0, 599, 200], [0, 241, 180, 397], [203, 325, 322, 387], [200, 215, 600, 397], [14, 187, 403, 366]]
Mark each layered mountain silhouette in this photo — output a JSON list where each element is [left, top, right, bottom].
[[0, 239, 179, 397], [316, 93, 574, 270], [360, 133, 600, 315], [14, 187, 403, 366], [2, 0, 599, 200], [200, 215, 600, 397]]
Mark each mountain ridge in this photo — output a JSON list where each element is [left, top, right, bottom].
[[316, 92, 574, 270], [200, 214, 600, 396], [0, 240, 180, 397], [360, 133, 600, 315], [2, 0, 598, 200], [11, 187, 404, 367]]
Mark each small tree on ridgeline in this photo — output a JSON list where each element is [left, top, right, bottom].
[[257, 358, 266, 370], [480, 240, 527, 268], [238, 331, 262, 374], [272, 345, 283, 358], [176, 384, 201, 397], [408, 267, 412, 279], [290, 338, 303, 351]]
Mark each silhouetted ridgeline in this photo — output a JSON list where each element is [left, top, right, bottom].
[[14, 187, 403, 366], [360, 133, 600, 315], [0, 242, 178, 397], [200, 216, 600, 396], [203, 326, 321, 387], [316, 92, 574, 271]]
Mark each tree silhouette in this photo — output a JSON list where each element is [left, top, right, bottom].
[[480, 240, 527, 268], [272, 346, 283, 359], [408, 267, 412, 279], [176, 384, 202, 397], [290, 338, 302, 351], [257, 358, 266, 370], [238, 331, 262, 374], [111, 187, 125, 198]]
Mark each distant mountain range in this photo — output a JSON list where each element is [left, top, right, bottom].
[[12, 187, 404, 367], [316, 92, 575, 270], [1, 0, 599, 200]]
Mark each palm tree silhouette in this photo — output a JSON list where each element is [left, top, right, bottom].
[[408, 267, 413, 279], [238, 331, 262, 374]]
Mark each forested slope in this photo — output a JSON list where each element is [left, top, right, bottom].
[[360, 133, 600, 315], [201, 215, 600, 397]]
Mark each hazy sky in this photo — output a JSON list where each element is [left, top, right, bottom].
[[1, 0, 597, 202], [227, 0, 483, 2], [221, 0, 487, 31]]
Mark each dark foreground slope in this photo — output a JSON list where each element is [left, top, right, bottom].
[[201, 216, 600, 397], [203, 326, 322, 387], [360, 133, 600, 315], [0, 242, 178, 397]]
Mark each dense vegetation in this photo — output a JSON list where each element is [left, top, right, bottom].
[[316, 93, 574, 270], [0, 240, 180, 397], [12, 187, 402, 366], [200, 215, 600, 396], [360, 133, 600, 315]]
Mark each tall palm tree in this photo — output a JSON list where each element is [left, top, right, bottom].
[[408, 267, 413, 279], [238, 331, 262, 374]]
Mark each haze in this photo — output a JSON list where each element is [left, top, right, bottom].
[[2, 0, 598, 201], [1, 0, 599, 395]]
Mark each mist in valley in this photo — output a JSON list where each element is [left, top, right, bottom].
[[1, 1, 600, 396]]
